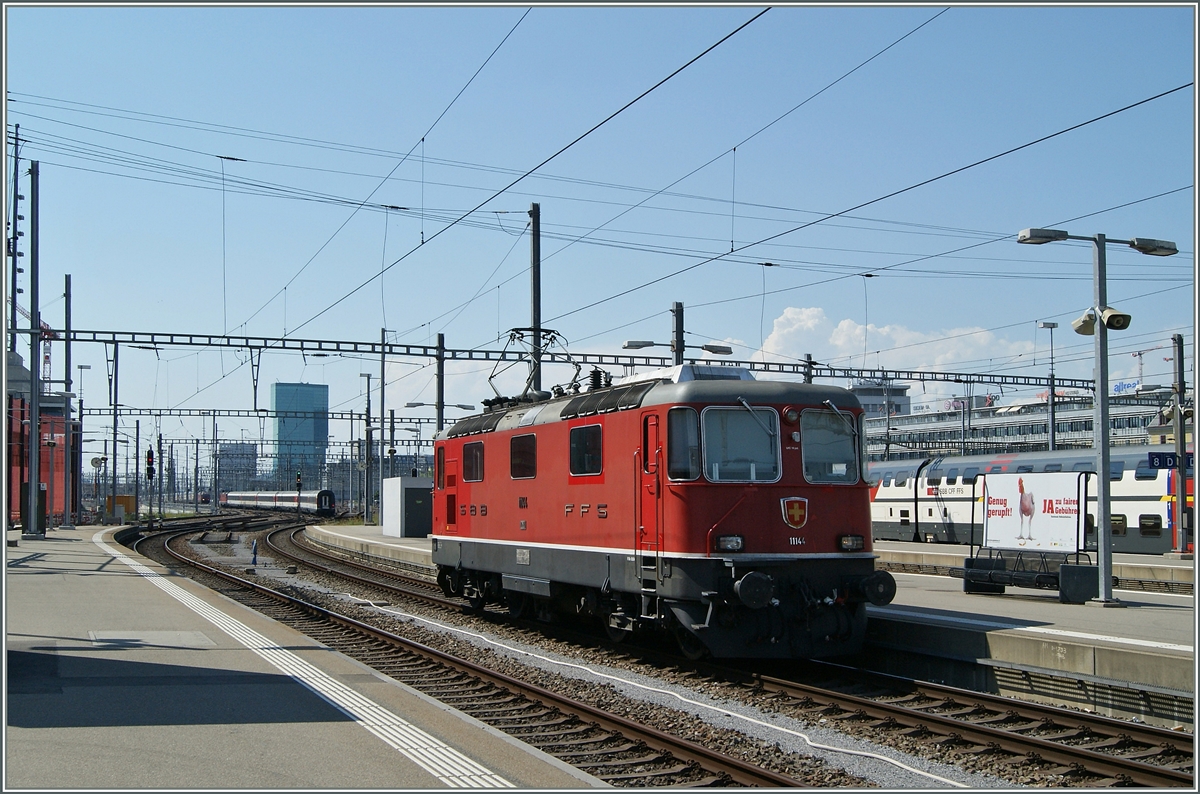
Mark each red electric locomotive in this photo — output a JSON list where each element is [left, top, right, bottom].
[[431, 364, 896, 659]]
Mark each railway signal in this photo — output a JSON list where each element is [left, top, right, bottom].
[[146, 448, 154, 482]]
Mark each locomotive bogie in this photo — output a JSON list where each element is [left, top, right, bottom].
[[431, 367, 895, 659]]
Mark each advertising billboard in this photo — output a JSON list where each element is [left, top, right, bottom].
[[981, 472, 1085, 552]]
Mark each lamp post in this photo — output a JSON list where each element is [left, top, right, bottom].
[[1038, 321, 1058, 451], [1018, 228, 1178, 606], [624, 301, 735, 364]]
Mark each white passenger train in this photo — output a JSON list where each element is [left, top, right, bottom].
[[867, 444, 1192, 554]]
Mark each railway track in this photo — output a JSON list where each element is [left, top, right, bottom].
[[134, 525, 812, 787], [267, 523, 1195, 787]]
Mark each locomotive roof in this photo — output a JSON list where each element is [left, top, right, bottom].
[[438, 371, 860, 440]]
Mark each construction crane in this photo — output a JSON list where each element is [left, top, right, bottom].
[[1131, 344, 1166, 385], [10, 299, 56, 384]]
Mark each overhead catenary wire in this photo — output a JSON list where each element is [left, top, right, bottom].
[[284, 8, 771, 338], [545, 82, 1194, 327]]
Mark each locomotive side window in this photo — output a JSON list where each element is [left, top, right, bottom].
[[511, 434, 537, 479], [800, 409, 859, 484], [701, 406, 780, 483], [569, 425, 603, 476], [667, 407, 700, 481], [436, 447, 445, 489], [462, 442, 484, 482], [1138, 514, 1162, 537]]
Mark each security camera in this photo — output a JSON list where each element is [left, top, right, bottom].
[[1071, 311, 1096, 336], [1099, 307, 1132, 331]]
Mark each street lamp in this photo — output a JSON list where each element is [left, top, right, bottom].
[[1038, 321, 1058, 451], [1018, 228, 1178, 606], [624, 301, 733, 364], [623, 340, 734, 356]]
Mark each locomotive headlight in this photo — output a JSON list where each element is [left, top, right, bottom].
[[838, 534, 865, 551], [782, 407, 799, 424], [715, 535, 744, 551]]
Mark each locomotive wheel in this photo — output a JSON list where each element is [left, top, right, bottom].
[[674, 625, 708, 661], [604, 624, 630, 643], [506, 590, 531, 619]]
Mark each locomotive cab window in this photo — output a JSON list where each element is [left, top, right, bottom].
[[436, 447, 445, 489], [667, 407, 700, 481], [800, 409, 859, 484], [462, 442, 484, 482], [510, 434, 537, 479], [701, 406, 780, 483], [569, 425, 603, 476]]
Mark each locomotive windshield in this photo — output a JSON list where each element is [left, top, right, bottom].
[[801, 409, 860, 483], [701, 406, 780, 482]]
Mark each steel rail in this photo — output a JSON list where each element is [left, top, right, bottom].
[[151, 526, 806, 788], [750, 669, 1192, 787]]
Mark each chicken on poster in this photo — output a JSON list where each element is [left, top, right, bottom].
[[981, 472, 1085, 552]]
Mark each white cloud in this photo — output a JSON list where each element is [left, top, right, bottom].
[[748, 306, 1037, 407]]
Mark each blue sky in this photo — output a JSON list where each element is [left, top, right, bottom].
[[4, 4, 1195, 459]]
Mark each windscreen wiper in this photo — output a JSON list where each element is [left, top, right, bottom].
[[823, 399, 859, 442], [737, 397, 776, 437]]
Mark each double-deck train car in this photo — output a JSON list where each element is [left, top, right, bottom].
[[430, 364, 896, 660], [221, 489, 336, 517], [868, 445, 1193, 553]]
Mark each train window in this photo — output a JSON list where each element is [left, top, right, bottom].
[[881, 473, 893, 486], [1016, 465, 1034, 473], [800, 409, 858, 484], [926, 472, 942, 486], [667, 408, 701, 481], [1085, 513, 1095, 534], [1110, 461, 1125, 481], [1043, 463, 1063, 472], [987, 465, 1004, 473], [894, 472, 909, 487], [510, 434, 537, 479], [569, 425, 603, 476], [1134, 462, 1158, 480], [945, 468, 959, 484], [1073, 461, 1092, 472], [436, 447, 445, 489], [462, 442, 484, 482], [1138, 514, 1162, 537], [1111, 514, 1127, 536], [962, 467, 980, 482], [702, 406, 780, 483]]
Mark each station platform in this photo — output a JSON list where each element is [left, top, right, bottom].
[[4, 525, 601, 789], [304, 523, 1194, 728]]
